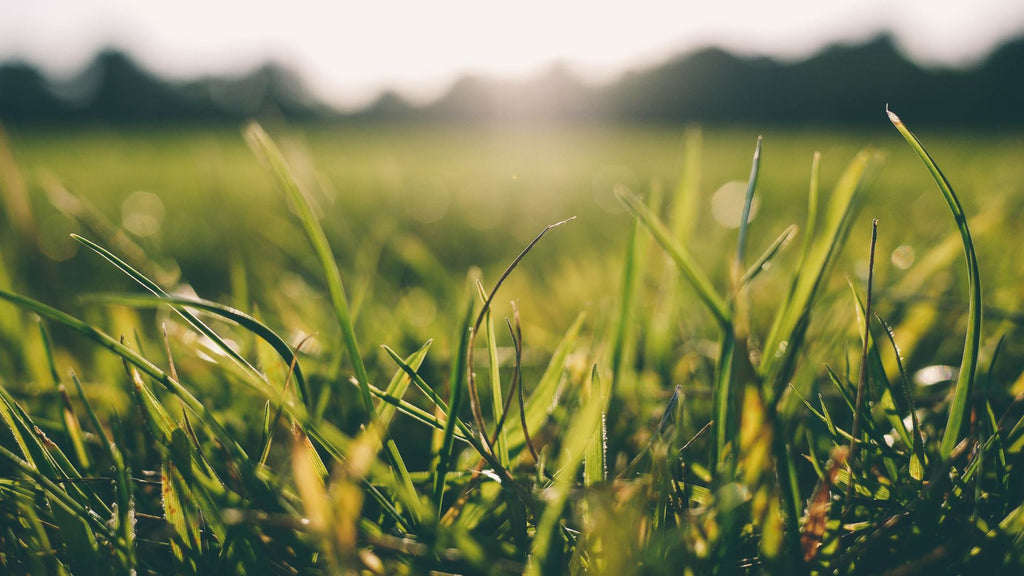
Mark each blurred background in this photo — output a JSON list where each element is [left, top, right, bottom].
[[2, 0, 1024, 126]]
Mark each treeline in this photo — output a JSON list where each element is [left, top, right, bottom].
[[2, 34, 1022, 126]]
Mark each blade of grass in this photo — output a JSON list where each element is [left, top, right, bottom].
[[71, 234, 263, 384], [476, 282, 510, 468], [742, 225, 798, 286], [845, 219, 878, 517], [245, 123, 415, 499], [244, 123, 374, 414], [434, 297, 474, 516], [502, 310, 586, 456], [609, 213, 641, 434], [888, 107, 982, 460], [466, 217, 576, 450], [616, 189, 730, 328], [736, 136, 763, 268], [526, 372, 607, 576], [84, 292, 310, 411], [38, 322, 90, 470], [876, 314, 926, 481], [762, 148, 881, 402], [647, 126, 704, 371], [583, 365, 607, 486]]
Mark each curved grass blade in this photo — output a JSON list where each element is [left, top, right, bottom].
[[72, 234, 263, 383], [888, 107, 981, 459], [84, 292, 310, 411], [0, 287, 252, 463]]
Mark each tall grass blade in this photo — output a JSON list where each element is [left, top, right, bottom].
[[245, 123, 418, 495], [845, 219, 878, 515], [610, 214, 641, 428], [888, 107, 982, 460], [616, 189, 730, 328], [38, 323, 90, 470], [762, 148, 881, 401], [434, 297, 474, 515], [479, 288, 510, 467], [583, 365, 607, 486], [526, 373, 607, 576], [647, 126, 703, 370], [244, 123, 376, 419], [736, 136, 762, 267]]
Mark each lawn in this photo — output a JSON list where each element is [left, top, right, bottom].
[[1, 117, 1023, 574]]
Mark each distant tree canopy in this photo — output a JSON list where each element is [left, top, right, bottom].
[[1, 34, 1022, 126]]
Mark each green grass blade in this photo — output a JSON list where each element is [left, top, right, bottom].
[[711, 327, 737, 471], [875, 314, 926, 480], [616, 189, 730, 328], [762, 148, 881, 400], [0, 287, 250, 464], [377, 340, 432, 512], [583, 365, 607, 486], [736, 136, 762, 267], [71, 234, 263, 383], [526, 371, 607, 576], [245, 124, 420, 500], [742, 225, 797, 286], [0, 443, 121, 553], [85, 292, 310, 411], [480, 293, 510, 467], [610, 214, 641, 428], [243, 123, 375, 418], [434, 297, 474, 516], [38, 322, 91, 470], [365, 378, 471, 441], [847, 281, 913, 451], [503, 311, 586, 456], [888, 107, 982, 460], [647, 126, 704, 370], [796, 152, 821, 274], [378, 340, 433, 428]]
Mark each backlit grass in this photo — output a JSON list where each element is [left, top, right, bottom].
[[0, 117, 1023, 574]]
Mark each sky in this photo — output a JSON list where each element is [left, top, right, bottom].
[[2, 0, 1024, 110]]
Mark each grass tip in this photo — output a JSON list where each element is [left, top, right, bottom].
[[885, 104, 901, 125]]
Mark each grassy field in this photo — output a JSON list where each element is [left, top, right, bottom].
[[1, 117, 1024, 574]]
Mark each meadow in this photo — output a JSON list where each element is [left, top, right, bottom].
[[1, 117, 1023, 574]]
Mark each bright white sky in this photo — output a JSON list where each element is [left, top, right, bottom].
[[2, 0, 1024, 109]]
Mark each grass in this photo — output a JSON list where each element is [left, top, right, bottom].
[[1, 116, 1024, 574]]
